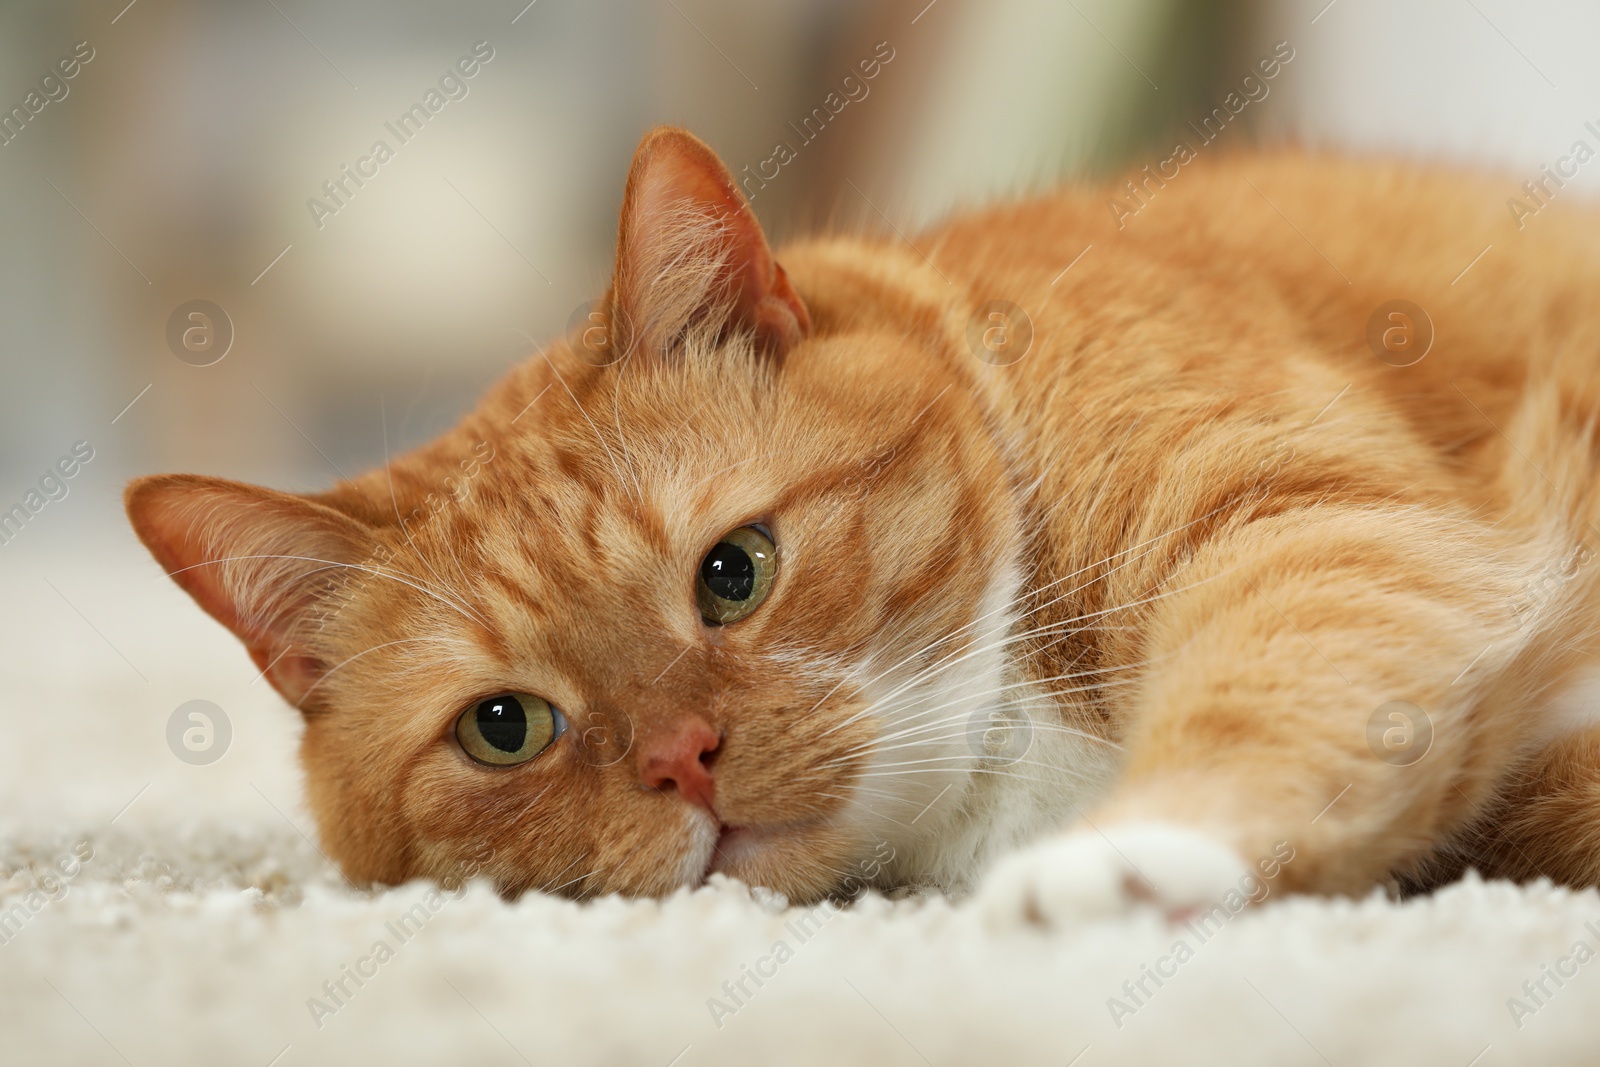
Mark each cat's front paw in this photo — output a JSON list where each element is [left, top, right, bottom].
[[976, 822, 1249, 930]]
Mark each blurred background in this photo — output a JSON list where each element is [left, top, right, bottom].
[[3, 0, 1599, 533], [1, 0, 1598, 821]]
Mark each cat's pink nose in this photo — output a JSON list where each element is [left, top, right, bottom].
[[637, 717, 721, 814]]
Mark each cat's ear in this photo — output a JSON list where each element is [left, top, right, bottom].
[[608, 126, 811, 361], [125, 474, 378, 709]]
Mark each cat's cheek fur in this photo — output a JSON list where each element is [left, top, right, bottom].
[[976, 822, 1251, 929]]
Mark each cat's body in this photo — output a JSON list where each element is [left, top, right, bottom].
[[128, 130, 1600, 922]]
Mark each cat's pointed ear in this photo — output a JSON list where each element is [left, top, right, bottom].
[[608, 126, 811, 361], [125, 474, 378, 709]]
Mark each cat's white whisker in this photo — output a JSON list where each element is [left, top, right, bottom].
[[851, 657, 1153, 748], [846, 562, 1237, 733], [528, 850, 588, 895], [826, 525, 1207, 731], [810, 790, 915, 829], [832, 713, 1126, 766]]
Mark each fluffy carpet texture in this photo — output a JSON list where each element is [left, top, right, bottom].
[[9, 554, 1600, 1066]]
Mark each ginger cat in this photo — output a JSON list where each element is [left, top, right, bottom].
[[127, 127, 1600, 923]]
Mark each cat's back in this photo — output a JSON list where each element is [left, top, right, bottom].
[[929, 150, 1600, 311], [891, 152, 1600, 499]]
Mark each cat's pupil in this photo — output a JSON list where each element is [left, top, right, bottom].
[[476, 696, 528, 753], [702, 542, 756, 601]]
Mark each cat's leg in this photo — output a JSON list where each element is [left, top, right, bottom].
[[979, 502, 1572, 927]]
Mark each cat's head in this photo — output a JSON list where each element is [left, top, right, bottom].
[[127, 128, 1023, 903]]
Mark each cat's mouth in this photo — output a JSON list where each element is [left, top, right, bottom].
[[707, 823, 767, 875], [699, 818, 820, 884]]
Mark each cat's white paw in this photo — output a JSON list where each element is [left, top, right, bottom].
[[977, 822, 1250, 930]]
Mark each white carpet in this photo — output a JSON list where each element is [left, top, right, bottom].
[[8, 546, 1600, 1066]]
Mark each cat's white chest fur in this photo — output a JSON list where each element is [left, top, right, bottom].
[[841, 564, 1122, 897]]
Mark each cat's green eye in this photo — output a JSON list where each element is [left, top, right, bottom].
[[697, 525, 778, 625], [456, 693, 564, 767]]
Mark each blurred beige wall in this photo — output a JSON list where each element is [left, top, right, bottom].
[[2, 0, 1222, 545]]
